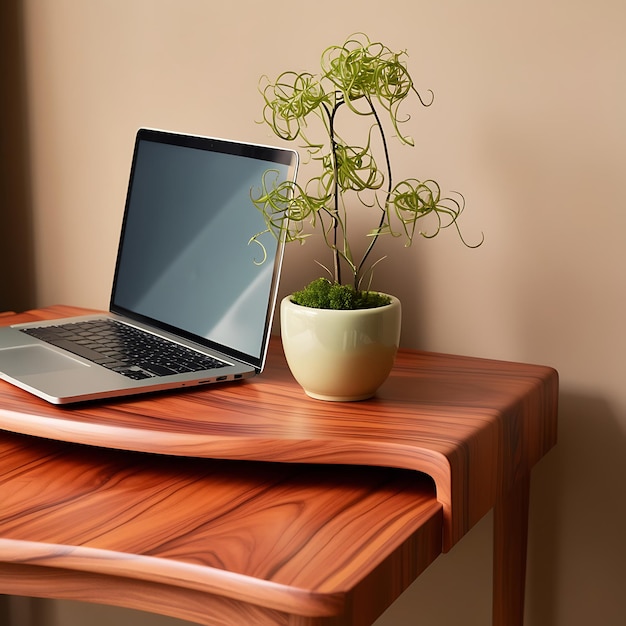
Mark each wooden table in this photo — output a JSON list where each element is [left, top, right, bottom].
[[0, 306, 558, 626]]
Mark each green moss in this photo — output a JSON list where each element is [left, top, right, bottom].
[[291, 278, 391, 310]]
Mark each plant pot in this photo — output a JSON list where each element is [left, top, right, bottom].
[[280, 295, 402, 401]]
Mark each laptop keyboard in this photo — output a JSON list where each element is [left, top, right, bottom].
[[21, 319, 228, 380]]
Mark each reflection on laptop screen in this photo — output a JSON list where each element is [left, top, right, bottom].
[[112, 133, 291, 362]]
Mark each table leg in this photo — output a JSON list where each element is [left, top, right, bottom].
[[493, 474, 530, 626], [0, 596, 10, 625]]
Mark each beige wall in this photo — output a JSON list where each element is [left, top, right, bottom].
[[5, 0, 625, 624]]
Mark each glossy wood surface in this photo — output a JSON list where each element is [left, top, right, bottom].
[[0, 430, 442, 625], [0, 306, 559, 551]]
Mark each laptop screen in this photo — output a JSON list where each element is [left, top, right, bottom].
[[111, 129, 298, 367]]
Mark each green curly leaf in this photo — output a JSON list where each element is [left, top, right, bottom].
[[254, 33, 482, 296]]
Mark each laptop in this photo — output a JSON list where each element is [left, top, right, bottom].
[[0, 128, 298, 404]]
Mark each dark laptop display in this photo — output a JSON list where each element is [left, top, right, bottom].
[[112, 130, 293, 368]]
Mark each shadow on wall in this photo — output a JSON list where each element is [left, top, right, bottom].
[[525, 390, 626, 624], [0, 0, 36, 312]]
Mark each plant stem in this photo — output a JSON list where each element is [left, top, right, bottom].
[[357, 96, 392, 287], [329, 99, 342, 285]]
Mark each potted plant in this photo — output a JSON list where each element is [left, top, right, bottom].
[[252, 33, 481, 401]]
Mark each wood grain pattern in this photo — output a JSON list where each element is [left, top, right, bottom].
[[0, 306, 559, 551], [0, 431, 442, 626], [0, 306, 560, 625]]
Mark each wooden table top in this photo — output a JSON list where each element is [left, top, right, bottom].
[[0, 306, 559, 550], [0, 430, 442, 625]]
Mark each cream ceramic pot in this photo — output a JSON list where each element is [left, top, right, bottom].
[[280, 295, 402, 401]]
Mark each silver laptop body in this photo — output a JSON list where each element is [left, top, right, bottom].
[[0, 128, 298, 404]]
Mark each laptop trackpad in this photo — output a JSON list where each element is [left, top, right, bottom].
[[0, 345, 87, 377]]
